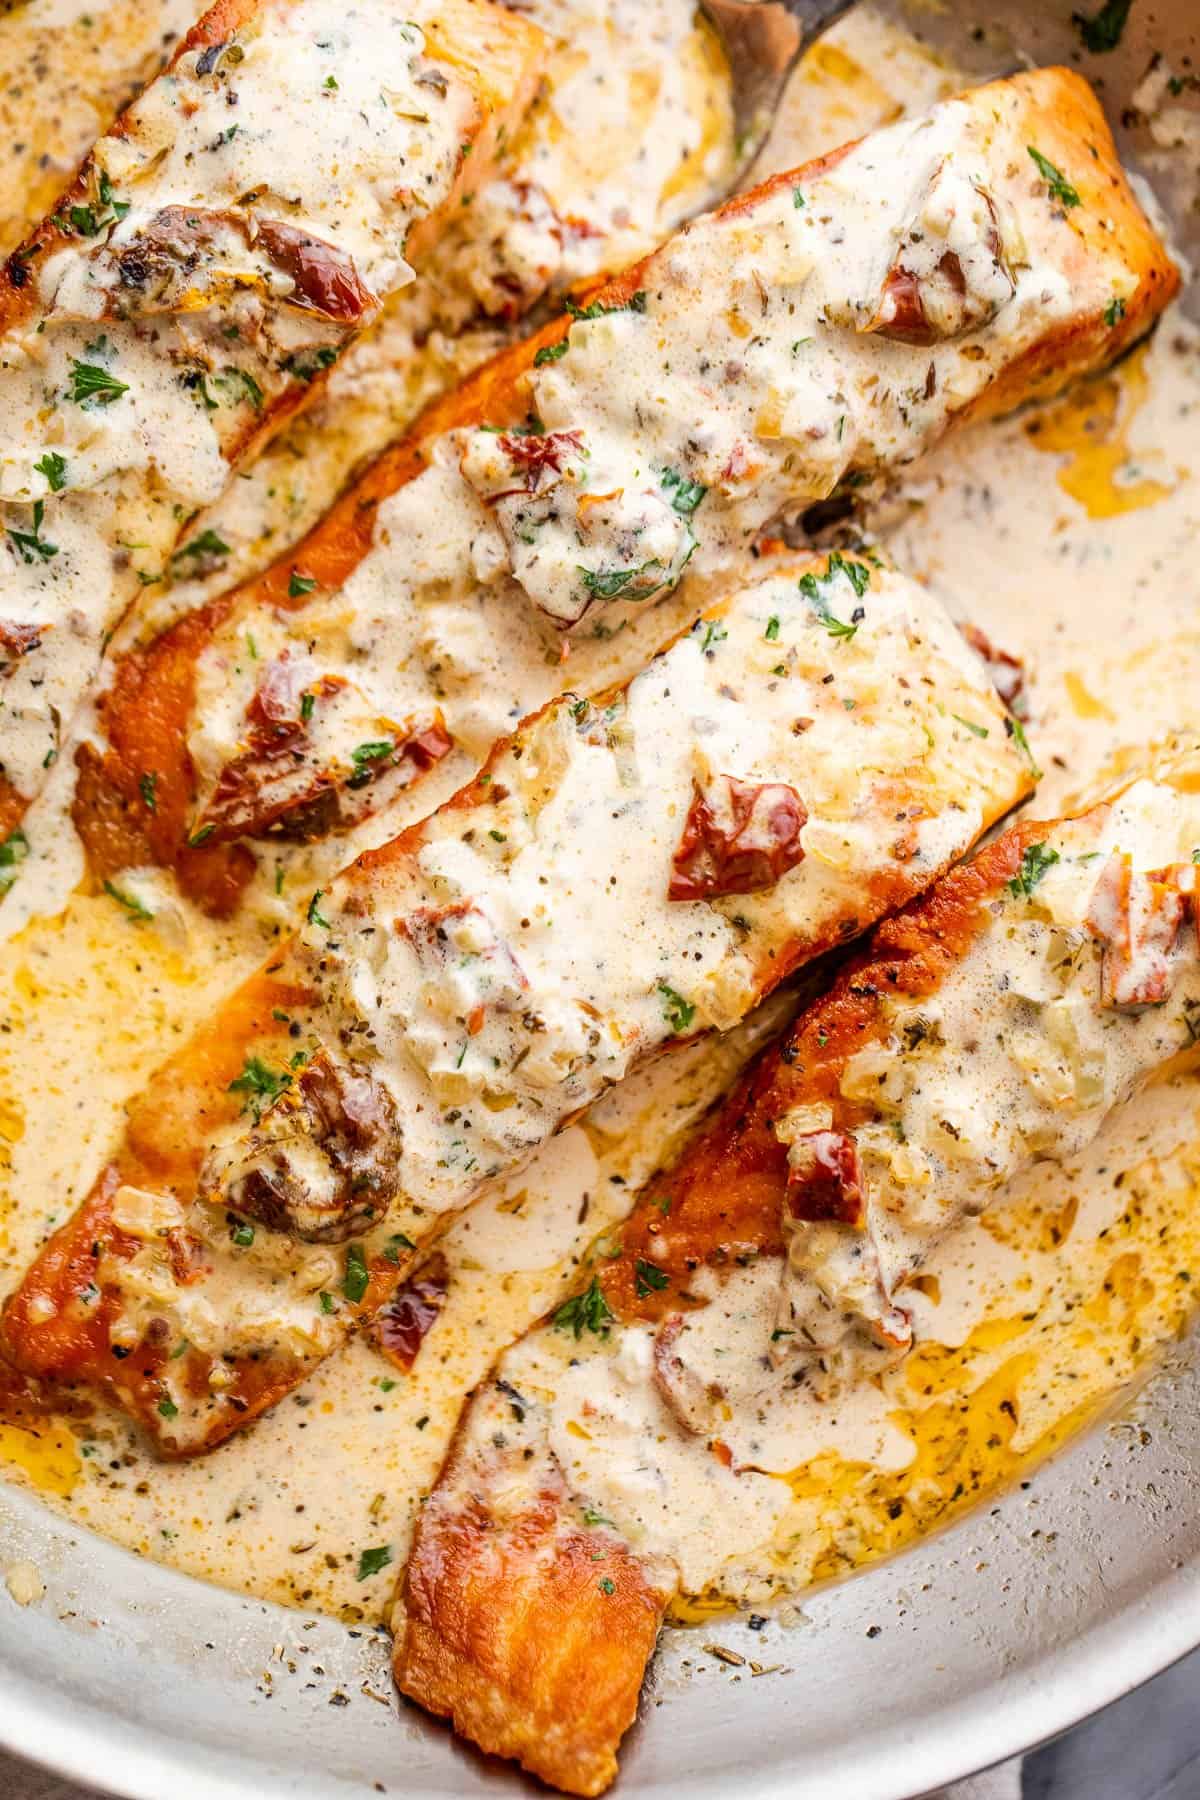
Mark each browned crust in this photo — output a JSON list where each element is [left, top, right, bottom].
[[397, 1442, 668, 1797], [389, 812, 1055, 1795], [599, 817, 1046, 1324], [74, 67, 1175, 907], [0, 0, 544, 822], [1, 550, 1032, 1453], [0, 0, 544, 336]]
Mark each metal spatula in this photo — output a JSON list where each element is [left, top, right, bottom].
[[700, 0, 858, 190]]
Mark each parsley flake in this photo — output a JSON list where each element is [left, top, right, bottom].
[[799, 551, 871, 640], [1027, 146, 1081, 210], [0, 829, 29, 894], [1072, 0, 1133, 51], [554, 1276, 614, 1339], [634, 1258, 669, 1298], [951, 714, 990, 739], [34, 451, 68, 492], [658, 981, 695, 1034], [228, 1055, 290, 1121], [356, 1544, 393, 1580], [7, 499, 58, 564], [1007, 841, 1060, 899], [69, 358, 129, 406], [103, 879, 151, 921], [172, 527, 230, 564], [660, 467, 708, 516], [342, 1242, 370, 1305], [563, 289, 647, 323]]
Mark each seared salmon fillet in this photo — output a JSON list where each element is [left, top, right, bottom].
[[0, 552, 1030, 1451], [0, 0, 545, 841], [395, 757, 1200, 1795], [70, 66, 1175, 915]]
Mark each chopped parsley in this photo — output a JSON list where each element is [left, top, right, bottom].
[[634, 1258, 669, 1298], [356, 1544, 393, 1580], [140, 770, 158, 812], [288, 569, 318, 599], [579, 565, 647, 601], [599, 1577, 616, 1596], [1072, 0, 1133, 52], [381, 1232, 415, 1264], [1104, 294, 1127, 328], [1027, 146, 1081, 210], [103, 879, 151, 921], [555, 1276, 614, 1339], [307, 889, 332, 929], [534, 338, 569, 367], [583, 1507, 614, 1528], [66, 204, 102, 236], [95, 170, 130, 225], [229, 1219, 255, 1248], [764, 615, 781, 641], [799, 551, 871, 640], [318, 1291, 336, 1315], [792, 187, 806, 208], [228, 1055, 290, 1121], [342, 1242, 370, 1305], [69, 358, 129, 407], [1007, 841, 1060, 899], [1005, 713, 1042, 779], [563, 288, 647, 323], [700, 619, 728, 653], [0, 829, 29, 894], [349, 740, 395, 786], [187, 823, 215, 847], [285, 345, 338, 383], [172, 528, 230, 564], [660, 467, 707, 516], [34, 451, 68, 493], [157, 1398, 179, 1420], [951, 714, 990, 739], [7, 499, 58, 564], [658, 981, 695, 1034], [225, 366, 263, 410]]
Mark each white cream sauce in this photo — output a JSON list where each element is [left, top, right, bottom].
[[0, 2, 1197, 1632], [0, 0, 486, 805]]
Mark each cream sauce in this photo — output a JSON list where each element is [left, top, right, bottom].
[[0, 2, 1197, 1635], [68, 556, 1023, 1455], [0, 0, 492, 806], [127, 0, 736, 629]]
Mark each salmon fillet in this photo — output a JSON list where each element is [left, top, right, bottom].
[[70, 66, 1176, 916], [0, 0, 544, 842], [395, 756, 1200, 1794], [0, 551, 1030, 1452]]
